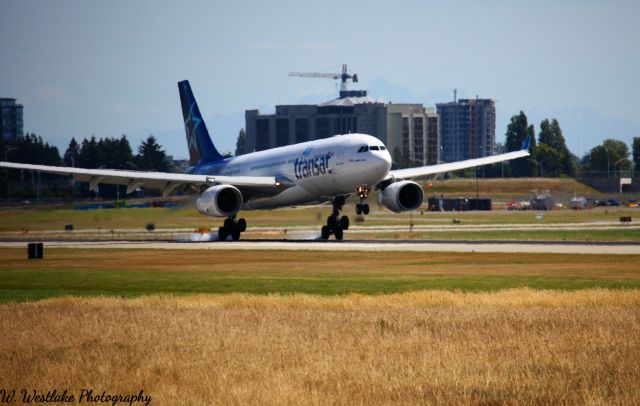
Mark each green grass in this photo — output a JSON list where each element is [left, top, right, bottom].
[[0, 205, 330, 231], [366, 208, 638, 225], [356, 229, 640, 242], [1, 245, 638, 303], [2, 268, 640, 304], [1, 203, 638, 233]]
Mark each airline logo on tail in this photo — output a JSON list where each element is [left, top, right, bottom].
[[178, 80, 224, 166], [184, 102, 201, 159]]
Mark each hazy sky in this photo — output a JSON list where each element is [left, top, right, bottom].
[[1, 0, 639, 159]]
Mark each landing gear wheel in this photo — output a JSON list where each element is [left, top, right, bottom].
[[219, 215, 246, 242], [320, 195, 349, 241], [231, 229, 241, 241], [340, 215, 349, 230], [334, 226, 344, 241], [224, 218, 235, 230], [237, 218, 247, 232], [218, 227, 228, 241], [355, 204, 362, 215], [363, 204, 370, 215]]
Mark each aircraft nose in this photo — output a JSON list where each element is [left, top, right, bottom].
[[373, 149, 392, 175]]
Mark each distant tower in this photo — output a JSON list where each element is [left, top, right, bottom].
[[437, 98, 495, 162], [0, 98, 24, 143]]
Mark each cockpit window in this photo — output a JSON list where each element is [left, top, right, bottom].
[[379, 146, 386, 151], [357, 145, 368, 153], [369, 146, 380, 151]]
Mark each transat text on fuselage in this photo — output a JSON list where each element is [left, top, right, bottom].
[[293, 148, 334, 180]]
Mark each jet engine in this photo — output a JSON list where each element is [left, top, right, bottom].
[[196, 185, 243, 217], [377, 180, 424, 212]]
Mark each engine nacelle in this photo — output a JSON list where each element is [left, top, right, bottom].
[[196, 185, 243, 217], [377, 180, 424, 212]]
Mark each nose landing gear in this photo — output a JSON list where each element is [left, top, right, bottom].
[[218, 215, 246, 241], [355, 186, 370, 215], [321, 195, 349, 240]]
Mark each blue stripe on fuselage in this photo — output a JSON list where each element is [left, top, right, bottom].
[[185, 157, 234, 176]]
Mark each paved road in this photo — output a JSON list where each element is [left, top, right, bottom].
[[2, 239, 639, 255]]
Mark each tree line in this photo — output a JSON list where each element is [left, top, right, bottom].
[[502, 111, 637, 178], [0, 134, 172, 199]]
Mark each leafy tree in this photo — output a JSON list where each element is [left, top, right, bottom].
[[505, 112, 536, 177], [71, 135, 135, 198], [586, 139, 631, 176], [0, 133, 62, 198], [8, 133, 61, 166], [64, 137, 80, 167], [78, 136, 99, 168], [535, 143, 563, 177], [537, 119, 574, 177], [633, 136, 640, 175], [135, 135, 171, 172], [235, 129, 247, 156], [568, 152, 582, 177], [98, 135, 134, 170], [117, 135, 135, 169]]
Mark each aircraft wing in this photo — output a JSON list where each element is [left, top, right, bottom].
[[384, 136, 531, 182], [0, 161, 283, 197]]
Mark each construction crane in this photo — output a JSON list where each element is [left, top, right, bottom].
[[288, 64, 358, 92]]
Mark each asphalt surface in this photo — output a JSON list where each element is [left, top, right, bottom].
[[1, 239, 639, 255]]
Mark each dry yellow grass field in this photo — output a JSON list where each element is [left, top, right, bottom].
[[2, 289, 639, 404]]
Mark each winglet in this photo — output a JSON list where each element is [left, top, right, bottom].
[[522, 135, 531, 151]]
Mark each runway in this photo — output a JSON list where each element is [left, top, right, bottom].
[[1, 239, 639, 255]]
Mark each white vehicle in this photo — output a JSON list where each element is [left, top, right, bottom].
[[0, 81, 530, 240]]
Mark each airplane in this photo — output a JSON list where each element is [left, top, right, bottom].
[[0, 80, 531, 241]]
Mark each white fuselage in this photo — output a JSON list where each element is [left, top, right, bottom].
[[190, 133, 392, 209]]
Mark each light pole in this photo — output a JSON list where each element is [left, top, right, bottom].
[[614, 158, 626, 178], [614, 158, 626, 196], [4, 147, 17, 161]]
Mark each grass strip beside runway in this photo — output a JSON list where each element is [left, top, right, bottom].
[[1, 248, 639, 302]]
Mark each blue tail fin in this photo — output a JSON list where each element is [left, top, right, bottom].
[[178, 80, 224, 165], [522, 135, 531, 151]]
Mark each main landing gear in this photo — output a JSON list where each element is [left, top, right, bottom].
[[218, 215, 246, 241], [321, 195, 349, 241], [355, 186, 370, 215]]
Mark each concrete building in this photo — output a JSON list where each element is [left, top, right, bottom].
[[436, 98, 495, 162], [245, 90, 440, 167], [0, 98, 24, 143]]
